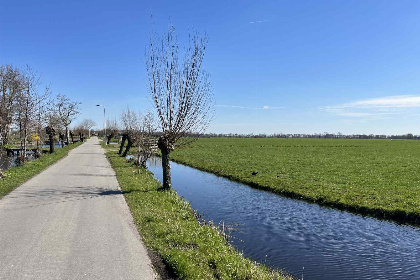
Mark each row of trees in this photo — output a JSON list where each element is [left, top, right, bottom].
[[116, 108, 156, 168], [73, 119, 97, 139], [0, 64, 81, 160], [2, 24, 215, 189]]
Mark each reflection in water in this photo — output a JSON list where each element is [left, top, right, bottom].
[[0, 151, 36, 170], [40, 143, 64, 148], [147, 157, 420, 280], [0, 143, 62, 171], [0, 151, 14, 170]]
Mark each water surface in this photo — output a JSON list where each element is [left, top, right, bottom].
[[0, 151, 35, 171], [148, 158, 420, 280], [0, 144, 62, 171]]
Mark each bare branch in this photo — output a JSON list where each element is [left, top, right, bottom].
[[145, 24, 214, 189]]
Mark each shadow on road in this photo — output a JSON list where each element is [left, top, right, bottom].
[[1, 186, 130, 211]]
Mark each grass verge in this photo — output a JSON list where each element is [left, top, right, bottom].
[[105, 146, 291, 280], [171, 138, 420, 226], [0, 142, 82, 199]]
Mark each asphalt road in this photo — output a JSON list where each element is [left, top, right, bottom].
[[0, 137, 156, 280]]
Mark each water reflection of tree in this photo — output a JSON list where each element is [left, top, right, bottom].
[[0, 150, 13, 172]]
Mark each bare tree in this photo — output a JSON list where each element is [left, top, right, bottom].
[[45, 107, 64, 153], [15, 66, 49, 161], [73, 119, 96, 143], [106, 119, 119, 144], [79, 119, 96, 137], [0, 64, 22, 145], [134, 110, 157, 169], [119, 109, 156, 169], [146, 25, 213, 189], [33, 85, 52, 149], [45, 126, 56, 153], [120, 107, 139, 156], [55, 94, 80, 145]]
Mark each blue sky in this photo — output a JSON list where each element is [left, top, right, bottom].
[[2, 0, 420, 135]]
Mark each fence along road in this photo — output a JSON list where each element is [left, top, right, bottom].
[[0, 137, 156, 279]]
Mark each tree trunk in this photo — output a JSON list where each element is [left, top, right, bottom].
[[122, 138, 133, 157], [157, 136, 174, 190], [1, 123, 10, 145], [107, 134, 113, 145], [118, 134, 127, 155], [161, 148, 171, 189], [22, 128, 27, 162], [49, 134, 55, 154], [65, 127, 69, 145], [59, 133, 64, 147]]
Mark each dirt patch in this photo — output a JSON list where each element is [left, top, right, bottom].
[[147, 249, 178, 280]]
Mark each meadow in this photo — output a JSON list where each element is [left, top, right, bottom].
[[171, 138, 420, 225]]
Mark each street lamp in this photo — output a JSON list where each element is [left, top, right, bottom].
[[96, 104, 106, 144]]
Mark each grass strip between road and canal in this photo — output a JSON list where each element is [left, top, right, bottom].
[[105, 146, 292, 280], [0, 142, 82, 199]]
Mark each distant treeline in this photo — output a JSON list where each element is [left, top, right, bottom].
[[115, 131, 420, 140], [196, 133, 420, 140]]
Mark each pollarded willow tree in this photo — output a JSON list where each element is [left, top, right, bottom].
[[120, 107, 139, 156], [106, 119, 119, 144], [55, 94, 80, 145], [146, 25, 214, 189]]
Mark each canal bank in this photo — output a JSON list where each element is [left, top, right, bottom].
[[147, 157, 420, 280], [106, 148, 292, 280]]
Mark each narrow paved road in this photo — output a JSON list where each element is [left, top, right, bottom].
[[0, 137, 156, 280]]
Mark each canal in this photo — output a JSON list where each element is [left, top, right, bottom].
[[147, 157, 420, 280]]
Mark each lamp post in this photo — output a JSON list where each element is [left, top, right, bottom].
[[96, 104, 106, 144]]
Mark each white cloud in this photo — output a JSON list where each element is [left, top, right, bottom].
[[249, 19, 272, 24], [262, 105, 284, 110], [216, 104, 284, 110], [343, 95, 420, 109], [338, 112, 375, 117], [320, 95, 420, 119]]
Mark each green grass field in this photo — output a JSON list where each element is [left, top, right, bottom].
[[171, 138, 420, 225]]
